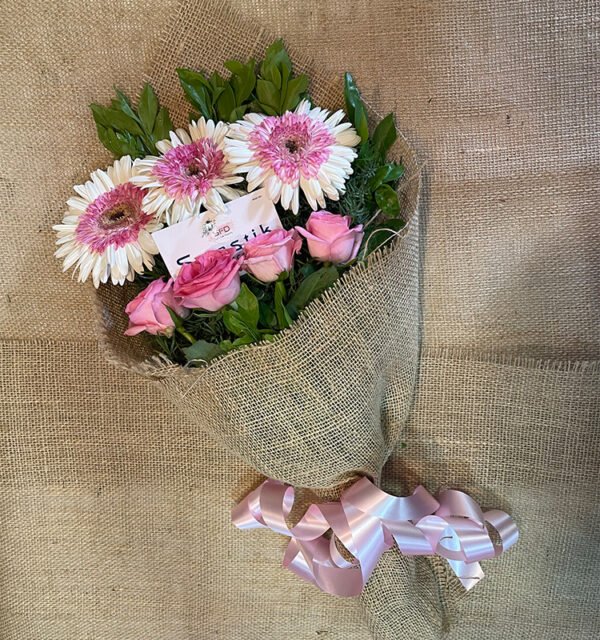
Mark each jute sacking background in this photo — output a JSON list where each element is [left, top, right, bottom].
[[1, 0, 599, 638]]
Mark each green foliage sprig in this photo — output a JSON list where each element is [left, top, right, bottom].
[[176, 40, 309, 123], [176, 59, 256, 123], [90, 84, 173, 158], [328, 73, 406, 256]]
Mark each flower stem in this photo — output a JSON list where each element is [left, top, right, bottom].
[[177, 327, 196, 344]]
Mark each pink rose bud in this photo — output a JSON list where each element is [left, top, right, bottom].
[[243, 228, 302, 283], [173, 248, 242, 312], [296, 211, 364, 264], [124, 278, 189, 337]]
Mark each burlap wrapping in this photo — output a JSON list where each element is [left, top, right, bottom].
[[1, 0, 598, 638]]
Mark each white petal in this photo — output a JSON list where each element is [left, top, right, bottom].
[[138, 230, 158, 253], [281, 183, 294, 210], [78, 253, 96, 282], [294, 99, 311, 115], [156, 140, 172, 154], [244, 112, 267, 125], [335, 129, 362, 146], [66, 197, 88, 212], [216, 186, 242, 201], [266, 175, 282, 201], [325, 110, 346, 128]]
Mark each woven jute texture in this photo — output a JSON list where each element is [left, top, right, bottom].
[[1, 0, 599, 638]]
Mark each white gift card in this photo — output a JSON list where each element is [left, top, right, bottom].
[[152, 189, 282, 277]]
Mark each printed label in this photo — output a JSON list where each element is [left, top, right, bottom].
[[152, 189, 282, 277]]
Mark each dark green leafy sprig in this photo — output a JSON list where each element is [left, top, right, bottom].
[[340, 73, 405, 221], [253, 40, 309, 115], [177, 58, 256, 123], [176, 40, 309, 124], [90, 84, 173, 158]]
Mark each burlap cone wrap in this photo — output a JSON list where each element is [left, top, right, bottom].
[[96, 6, 422, 491], [92, 2, 430, 630]]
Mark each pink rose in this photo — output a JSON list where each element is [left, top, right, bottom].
[[174, 248, 242, 311], [124, 278, 189, 337], [296, 211, 364, 264], [243, 228, 302, 283]]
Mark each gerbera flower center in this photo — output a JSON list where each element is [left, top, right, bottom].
[[100, 204, 132, 228], [248, 113, 335, 184], [153, 138, 226, 200], [285, 138, 300, 154], [76, 182, 150, 253]]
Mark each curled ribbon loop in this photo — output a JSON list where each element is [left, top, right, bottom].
[[232, 476, 519, 597]]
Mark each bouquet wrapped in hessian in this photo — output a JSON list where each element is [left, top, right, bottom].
[[54, 26, 517, 631]]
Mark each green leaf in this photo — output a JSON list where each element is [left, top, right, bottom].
[[183, 339, 223, 363], [216, 84, 236, 122], [114, 89, 140, 122], [255, 40, 309, 114], [152, 107, 173, 142], [359, 219, 406, 258], [287, 266, 339, 318], [369, 163, 405, 190], [230, 105, 249, 121], [344, 73, 369, 143], [222, 309, 248, 338], [274, 281, 293, 329], [90, 103, 112, 127], [209, 86, 226, 109], [256, 79, 280, 111], [258, 301, 277, 328], [234, 283, 259, 328], [371, 113, 397, 159], [282, 74, 309, 112], [225, 58, 256, 103], [165, 305, 184, 329], [104, 108, 144, 135], [219, 335, 255, 352], [261, 40, 291, 89], [92, 87, 169, 159], [299, 263, 316, 279], [95, 125, 142, 158], [176, 68, 214, 119], [209, 71, 226, 90], [95, 124, 121, 155], [375, 184, 401, 218], [138, 83, 159, 134]]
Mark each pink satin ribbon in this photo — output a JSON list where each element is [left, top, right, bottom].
[[232, 477, 519, 597]]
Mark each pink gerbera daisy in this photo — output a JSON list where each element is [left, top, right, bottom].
[[132, 118, 243, 225], [53, 156, 161, 287], [225, 99, 361, 214]]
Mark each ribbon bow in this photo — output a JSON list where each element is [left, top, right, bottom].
[[232, 477, 518, 596]]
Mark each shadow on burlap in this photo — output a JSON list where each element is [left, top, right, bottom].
[[0, 0, 599, 639]]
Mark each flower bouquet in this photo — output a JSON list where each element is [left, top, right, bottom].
[[55, 40, 516, 600], [55, 40, 421, 490], [56, 41, 406, 367]]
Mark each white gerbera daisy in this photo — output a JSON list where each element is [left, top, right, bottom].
[[224, 99, 361, 214], [53, 156, 161, 288], [131, 118, 243, 225]]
